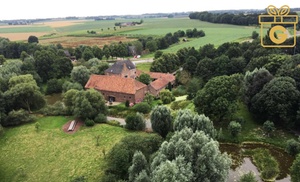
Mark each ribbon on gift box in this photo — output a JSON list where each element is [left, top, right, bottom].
[[267, 5, 290, 16], [259, 5, 298, 24]]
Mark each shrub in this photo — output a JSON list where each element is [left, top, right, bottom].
[[172, 85, 187, 96], [170, 100, 191, 110], [159, 89, 175, 104], [94, 113, 107, 123], [40, 101, 67, 116], [85, 119, 95, 127], [286, 139, 300, 156], [125, 113, 145, 131], [228, 121, 242, 138], [2, 109, 35, 126], [133, 102, 151, 114], [46, 78, 64, 94], [239, 172, 257, 182]]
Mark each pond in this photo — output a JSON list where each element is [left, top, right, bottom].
[[220, 142, 294, 182], [44, 93, 63, 105]]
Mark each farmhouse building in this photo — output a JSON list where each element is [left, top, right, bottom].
[[85, 74, 147, 103], [148, 72, 176, 96], [104, 60, 136, 78]]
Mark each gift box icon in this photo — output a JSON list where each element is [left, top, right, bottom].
[[259, 5, 298, 48]]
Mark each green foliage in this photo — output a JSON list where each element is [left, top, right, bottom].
[[128, 151, 149, 182], [71, 176, 86, 182], [35, 122, 41, 131], [94, 113, 107, 123], [239, 172, 257, 182], [286, 139, 300, 156], [174, 109, 217, 139], [2, 109, 35, 126], [125, 113, 146, 131], [137, 73, 151, 85], [262, 120, 275, 137], [106, 120, 122, 127], [251, 149, 279, 181], [104, 134, 163, 181], [143, 93, 154, 106], [0, 55, 6, 65], [251, 77, 300, 127], [0, 124, 4, 136], [34, 50, 56, 82], [194, 74, 242, 122], [291, 154, 300, 182], [186, 77, 203, 100], [62, 81, 83, 92], [63, 89, 107, 121], [150, 53, 179, 73], [82, 47, 95, 61], [28, 35, 39, 43], [85, 119, 95, 127], [150, 105, 173, 138], [70, 65, 91, 87], [159, 89, 175, 104], [40, 101, 67, 116], [172, 85, 187, 97], [228, 121, 242, 138], [133, 102, 151, 114], [170, 100, 191, 110], [4, 74, 45, 112], [46, 78, 64, 94], [154, 50, 163, 59], [151, 128, 231, 182], [252, 31, 259, 39]]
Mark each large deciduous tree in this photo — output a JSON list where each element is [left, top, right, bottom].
[[70, 65, 91, 86], [34, 50, 55, 82], [251, 76, 300, 127], [291, 154, 300, 182], [150, 105, 172, 138], [194, 74, 242, 122], [128, 151, 150, 182], [150, 128, 231, 182], [4, 74, 45, 112]]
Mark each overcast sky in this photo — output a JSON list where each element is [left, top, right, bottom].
[[1, 0, 299, 20]]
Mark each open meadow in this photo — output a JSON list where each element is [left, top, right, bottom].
[[0, 17, 258, 52], [0, 116, 149, 182]]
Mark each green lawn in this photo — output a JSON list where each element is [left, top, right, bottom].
[[0, 26, 53, 33], [0, 116, 140, 182], [135, 62, 152, 72]]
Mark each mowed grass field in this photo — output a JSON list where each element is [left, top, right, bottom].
[[0, 17, 258, 52], [0, 116, 146, 182]]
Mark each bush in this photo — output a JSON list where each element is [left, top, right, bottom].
[[286, 139, 300, 156], [46, 78, 64, 94], [62, 81, 83, 92], [133, 102, 151, 114], [228, 121, 242, 138], [239, 172, 257, 182], [172, 85, 187, 96], [85, 119, 95, 127], [39, 101, 67, 116], [159, 89, 175, 104], [125, 113, 145, 131], [2, 109, 35, 126], [94, 113, 107, 123]]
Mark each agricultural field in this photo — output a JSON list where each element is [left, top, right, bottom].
[[0, 116, 147, 182], [0, 17, 258, 52]]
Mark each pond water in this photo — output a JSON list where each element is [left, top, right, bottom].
[[220, 143, 294, 182], [45, 93, 63, 105]]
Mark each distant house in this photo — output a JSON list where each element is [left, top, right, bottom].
[[148, 72, 176, 97], [85, 75, 147, 103], [105, 60, 136, 78]]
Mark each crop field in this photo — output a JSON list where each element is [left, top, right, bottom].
[[0, 17, 258, 52], [0, 116, 147, 182]]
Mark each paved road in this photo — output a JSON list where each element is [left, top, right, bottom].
[[107, 116, 152, 130]]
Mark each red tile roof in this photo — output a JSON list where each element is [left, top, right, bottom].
[[149, 72, 175, 83], [85, 75, 147, 94], [149, 78, 170, 90]]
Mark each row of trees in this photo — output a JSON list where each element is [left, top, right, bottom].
[[189, 11, 259, 25]]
